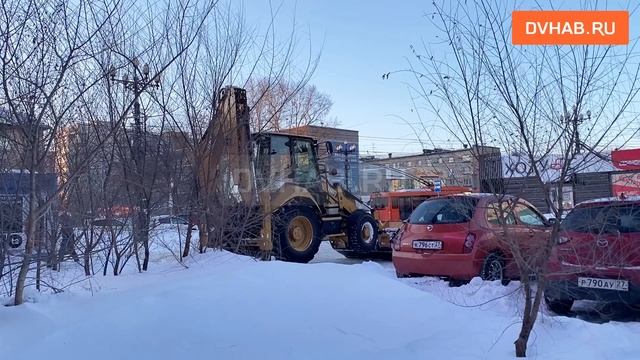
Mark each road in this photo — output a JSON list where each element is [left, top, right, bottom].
[[312, 242, 640, 324], [310, 242, 393, 266]]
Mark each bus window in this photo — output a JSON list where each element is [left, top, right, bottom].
[[398, 197, 412, 220], [371, 197, 388, 209], [411, 196, 428, 210], [391, 198, 399, 209]]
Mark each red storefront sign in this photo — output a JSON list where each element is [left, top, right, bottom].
[[611, 148, 640, 170], [611, 148, 640, 196], [612, 173, 640, 196]]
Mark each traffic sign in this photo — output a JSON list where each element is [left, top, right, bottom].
[[434, 179, 442, 192]]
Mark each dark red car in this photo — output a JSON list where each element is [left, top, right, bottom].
[[545, 196, 640, 315], [392, 194, 551, 284]]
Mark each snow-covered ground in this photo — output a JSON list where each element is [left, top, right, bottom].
[[2, 227, 640, 359]]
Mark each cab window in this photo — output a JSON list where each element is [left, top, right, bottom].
[[292, 139, 318, 183], [269, 135, 291, 182]]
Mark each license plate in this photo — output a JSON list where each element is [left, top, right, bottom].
[[412, 240, 442, 250], [577, 277, 629, 291]]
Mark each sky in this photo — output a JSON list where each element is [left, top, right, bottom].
[[243, 0, 439, 157], [243, 1, 640, 157]]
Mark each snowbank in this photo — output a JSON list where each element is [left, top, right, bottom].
[[2, 245, 640, 359]]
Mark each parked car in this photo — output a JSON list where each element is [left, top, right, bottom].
[[154, 215, 189, 225], [545, 196, 640, 315], [392, 194, 551, 284], [91, 218, 127, 227]]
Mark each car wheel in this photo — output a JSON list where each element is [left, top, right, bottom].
[[347, 211, 379, 252], [545, 295, 573, 315], [273, 207, 322, 263], [481, 253, 509, 285]]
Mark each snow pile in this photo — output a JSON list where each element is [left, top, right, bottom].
[[2, 245, 640, 359]]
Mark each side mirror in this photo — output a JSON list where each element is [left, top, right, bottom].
[[547, 218, 557, 226], [318, 164, 327, 173], [329, 168, 338, 176], [325, 141, 334, 155]]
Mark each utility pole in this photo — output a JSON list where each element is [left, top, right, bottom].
[[561, 107, 591, 156], [108, 59, 161, 271]]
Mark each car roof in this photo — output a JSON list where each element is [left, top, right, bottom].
[[444, 193, 519, 200], [576, 195, 640, 207]]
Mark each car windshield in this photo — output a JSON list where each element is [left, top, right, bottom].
[[409, 197, 477, 225], [562, 203, 640, 234]]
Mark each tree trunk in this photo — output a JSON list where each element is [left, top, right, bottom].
[[513, 278, 545, 357], [14, 172, 39, 305], [84, 247, 92, 276], [142, 212, 150, 271], [198, 210, 208, 253], [182, 216, 194, 258], [113, 252, 120, 276]]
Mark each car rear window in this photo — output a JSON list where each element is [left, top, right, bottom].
[[409, 197, 477, 225], [562, 204, 640, 233]]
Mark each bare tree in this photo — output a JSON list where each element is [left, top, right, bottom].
[[247, 78, 335, 132], [399, 1, 640, 356], [0, 0, 216, 305], [157, 3, 321, 258]]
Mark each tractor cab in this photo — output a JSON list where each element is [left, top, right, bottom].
[[253, 132, 322, 191]]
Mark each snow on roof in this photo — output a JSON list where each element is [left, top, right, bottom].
[[577, 195, 640, 206]]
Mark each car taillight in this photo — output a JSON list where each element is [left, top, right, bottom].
[[463, 232, 476, 253], [557, 236, 570, 245], [392, 225, 406, 251]]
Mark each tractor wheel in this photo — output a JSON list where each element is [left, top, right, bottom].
[[273, 207, 322, 263], [347, 211, 379, 252]]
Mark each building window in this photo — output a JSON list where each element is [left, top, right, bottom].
[[449, 157, 454, 163], [438, 158, 443, 164], [407, 161, 412, 167], [462, 155, 471, 162], [418, 160, 422, 166]]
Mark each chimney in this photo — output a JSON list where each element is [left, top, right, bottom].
[[422, 149, 429, 155], [388, 153, 392, 158]]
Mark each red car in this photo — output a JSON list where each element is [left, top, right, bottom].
[[392, 194, 551, 284], [545, 196, 640, 315]]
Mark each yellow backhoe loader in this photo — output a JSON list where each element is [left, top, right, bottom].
[[196, 86, 389, 263]]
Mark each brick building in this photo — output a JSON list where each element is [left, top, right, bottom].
[[282, 125, 361, 193], [362, 145, 502, 193]]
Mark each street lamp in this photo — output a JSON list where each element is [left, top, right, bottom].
[[560, 106, 591, 156], [335, 141, 358, 190]]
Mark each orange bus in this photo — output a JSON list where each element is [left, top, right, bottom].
[[370, 187, 473, 229]]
